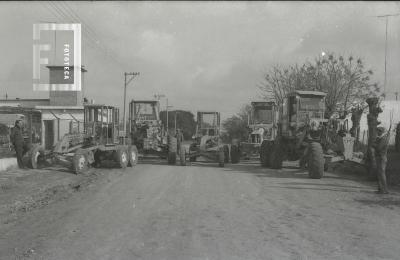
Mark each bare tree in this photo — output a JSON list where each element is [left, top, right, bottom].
[[259, 53, 380, 118]]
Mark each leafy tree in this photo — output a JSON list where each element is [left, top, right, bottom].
[[222, 104, 252, 142], [259, 53, 380, 118], [160, 110, 196, 140]]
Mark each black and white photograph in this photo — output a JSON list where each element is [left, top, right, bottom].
[[1, 1, 400, 259]]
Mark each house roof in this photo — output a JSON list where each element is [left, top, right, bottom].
[[294, 90, 327, 96], [46, 65, 87, 72], [35, 105, 84, 110], [131, 100, 159, 104]]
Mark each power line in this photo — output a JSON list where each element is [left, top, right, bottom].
[[42, 1, 126, 69], [56, 1, 125, 67]]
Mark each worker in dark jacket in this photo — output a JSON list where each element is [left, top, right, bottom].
[[375, 126, 389, 194], [10, 120, 26, 169]]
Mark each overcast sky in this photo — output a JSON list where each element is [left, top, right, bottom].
[[0, 1, 399, 120]]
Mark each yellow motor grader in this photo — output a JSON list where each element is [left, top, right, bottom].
[[260, 90, 363, 179], [238, 101, 278, 164], [183, 111, 227, 167], [28, 104, 138, 174], [128, 100, 178, 164]]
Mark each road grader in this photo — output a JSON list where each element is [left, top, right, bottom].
[[260, 91, 329, 178], [260, 90, 364, 179], [27, 104, 138, 174], [238, 101, 278, 164], [128, 100, 179, 165], [182, 111, 228, 167]]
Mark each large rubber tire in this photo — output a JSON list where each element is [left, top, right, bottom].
[[231, 144, 240, 164], [72, 149, 89, 174], [128, 145, 138, 167], [168, 136, 178, 153], [93, 151, 101, 168], [27, 144, 45, 169], [116, 147, 129, 169], [168, 136, 177, 165], [168, 152, 176, 165], [218, 149, 225, 167], [260, 141, 271, 167], [223, 145, 230, 163], [179, 145, 186, 166], [270, 141, 283, 169], [308, 142, 324, 179]]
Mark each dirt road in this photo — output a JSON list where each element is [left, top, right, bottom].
[[1, 160, 400, 260]]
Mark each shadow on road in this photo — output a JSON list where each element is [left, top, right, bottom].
[[221, 163, 310, 179], [259, 185, 374, 194], [218, 161, 380, 194], [355, 198, 400, 208]]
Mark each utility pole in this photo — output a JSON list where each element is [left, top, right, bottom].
[[375, 13, 400, 99], [166, 99, 173, 134], [123, 72, 139, 144], [174, 111, 179, 133]]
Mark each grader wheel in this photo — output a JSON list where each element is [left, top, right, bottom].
[[230, 144, 240, 164], [27, 144, 45, 169], [128, 145, 138, 167], [308, 142, 324, 179], [223, 145, 230, 163], [260, 141, 271, 167], [116, 147, 129, 169], [218, 148, 225, 167], [179, 144, 186, 166], [167, 136, 178, 165], [270, 141, 283, 169], [72, 149, 89, 174]]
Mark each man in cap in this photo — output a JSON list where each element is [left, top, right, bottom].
[[10, 120, 26, 169], [375, 126, 389, 194]]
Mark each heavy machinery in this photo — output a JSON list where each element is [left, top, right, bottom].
[[260, 90, 328, 178], [238, 101, 278, 164], [30, 104, 138, 174], [183, 111, 227, 167], [128, 100, 178, 164], [0, 106, 43, 167]]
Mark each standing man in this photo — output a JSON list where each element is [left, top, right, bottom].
[[375, 126, 390, 194], [10, 120, 26, 169]]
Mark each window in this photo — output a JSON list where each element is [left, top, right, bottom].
[[299, 97, 324, 111], [135, 103, 157, 120], [254, 107, 273, 124], [200, 113, 217, 128]]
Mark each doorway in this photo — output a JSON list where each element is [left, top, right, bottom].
[[44, 120, 54, 150]]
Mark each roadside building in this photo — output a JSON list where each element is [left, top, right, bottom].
[[0, 66, 87, 155]]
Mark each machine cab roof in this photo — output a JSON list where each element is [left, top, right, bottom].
[[287, 90, 327, 97], [250, 101, 276, 125], [129, 100, 160, 122]]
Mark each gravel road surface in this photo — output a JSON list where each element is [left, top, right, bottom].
[[1, 160, 400, 260]]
